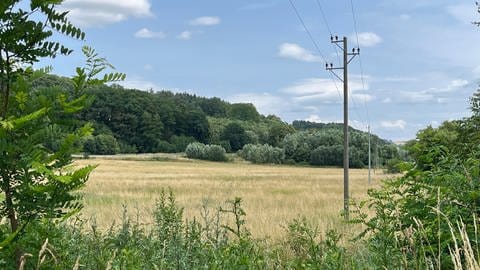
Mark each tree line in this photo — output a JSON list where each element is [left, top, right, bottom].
[[32, 75, 402, 168]]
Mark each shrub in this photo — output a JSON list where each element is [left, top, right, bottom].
[[239, 144, 284, 164], [83, 134, 120, 155], [282, 132, 312, 162], [384, 158, 402, 173], [185, 142, 227, 162], [119, 141, 137, 153], [310, 145, 343, 166], [354, 147, 480, 269], [185, 142, 206, 159], [204, 144, 228, 161], [156, 140, 176, 153], [170, 135, 197, 153], [221, 122, 248, 152]]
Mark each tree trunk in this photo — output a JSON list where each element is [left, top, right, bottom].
[[4, 179, 18, 232]]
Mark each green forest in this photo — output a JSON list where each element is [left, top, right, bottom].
[[32, 74, 403, 168]]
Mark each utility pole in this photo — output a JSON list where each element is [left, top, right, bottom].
[[368, 125, 371, 185], [326, 36, 359, 220]]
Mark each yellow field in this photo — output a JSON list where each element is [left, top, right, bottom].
[[76, 156, 388, 240]]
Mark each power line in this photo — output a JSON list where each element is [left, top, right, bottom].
[[349, 0, 373, 185], [288, 0, 327, 62], [348, 0, 370, 128], [314, 0, 341, 66], [311, 0, 365, 128], [287, 0, 343, 103]]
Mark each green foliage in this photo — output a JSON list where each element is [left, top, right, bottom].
[[282, 127, 398, 168], [221, 122, 248, 152], [475, 2, 480, 27], [284, 217, 349, 269], [384, 158, 404, 174], [0, 0, 125, 257], [354, 151, 480, 268], [353, 89, 480, 269], [185, 142, 228, 162], [76, 87, 211, 153], [267, 121, 295, 147], [0, 0, 84, 69], [83, 134, 120, 155], [204, 144, 228, 162], [227, 103, 260, 121], [0, 192, 273, 269], [310, 145, 343, 166], [170, 135, 197, 153], [0, 190, 386, 269], [184, 142, 205, 159], [239, 144, 285, 164]]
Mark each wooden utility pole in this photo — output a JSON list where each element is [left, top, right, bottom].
[[368, 125, 372, 185], [326, 36, 359, 220]]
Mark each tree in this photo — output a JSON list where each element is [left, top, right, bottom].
[[267, 122, 295, 147], [221, 122, 248, 152], [227, 103, 260, 121], [0, 0, 124, 263]]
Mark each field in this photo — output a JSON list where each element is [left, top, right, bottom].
[[77, 155, 388, 240]]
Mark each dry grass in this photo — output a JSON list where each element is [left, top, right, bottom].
[[76, 156, 389, 240]]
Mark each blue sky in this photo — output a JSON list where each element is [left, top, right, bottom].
[[37, 0, 480, 141]]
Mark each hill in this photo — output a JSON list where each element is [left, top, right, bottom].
[[32, 74, 402, 168]]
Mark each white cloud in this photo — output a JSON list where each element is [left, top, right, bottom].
[[282, 77, 370, 104], [119, 77, 161, 91], [62, 0, 152, 27], [278, 43, 322, 62], [383, 76, 418, 82], [177, 31, 193, 40], [473, 65, 480, 76], [381, 120, 407, 130], [190, 16, 221, 26], [402, 90, 434, 103], [305, 114, 324, 123], [228, 92, 286, 116], [447, 79, 468, 89], [304, 115, 368, 131], [352, 93, 375, 103], [437, 98, 448, 104], [352, 32, 382, 47], [382, 97, 392, 103], [134, 28, 166, 39], [284, 78, 342, 97], [143, 64, 153, 71], [399, 14, 411, 21]]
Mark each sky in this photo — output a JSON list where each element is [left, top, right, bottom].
[[34, 0, 480, 141]]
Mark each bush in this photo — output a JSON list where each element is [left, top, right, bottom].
[[239, 144, 284, 164], [204, 144, 228, 161], [83, 134, 120, 155], [119, 141, 137, 153], [221, 122, 248, 152], [310, 145, 343, 166], [354, 147, 480, 269], [170, 135, 196, 153], [185, 142, 228, 162], [156, 140, 176, 153], [384, 158, 402, 173]]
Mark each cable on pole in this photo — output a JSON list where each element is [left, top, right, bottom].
[[349, 0, 370, 128], [287, 0, 343, 103]]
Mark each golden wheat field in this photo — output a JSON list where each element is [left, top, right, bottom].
[[76, 155, 388, 240]]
